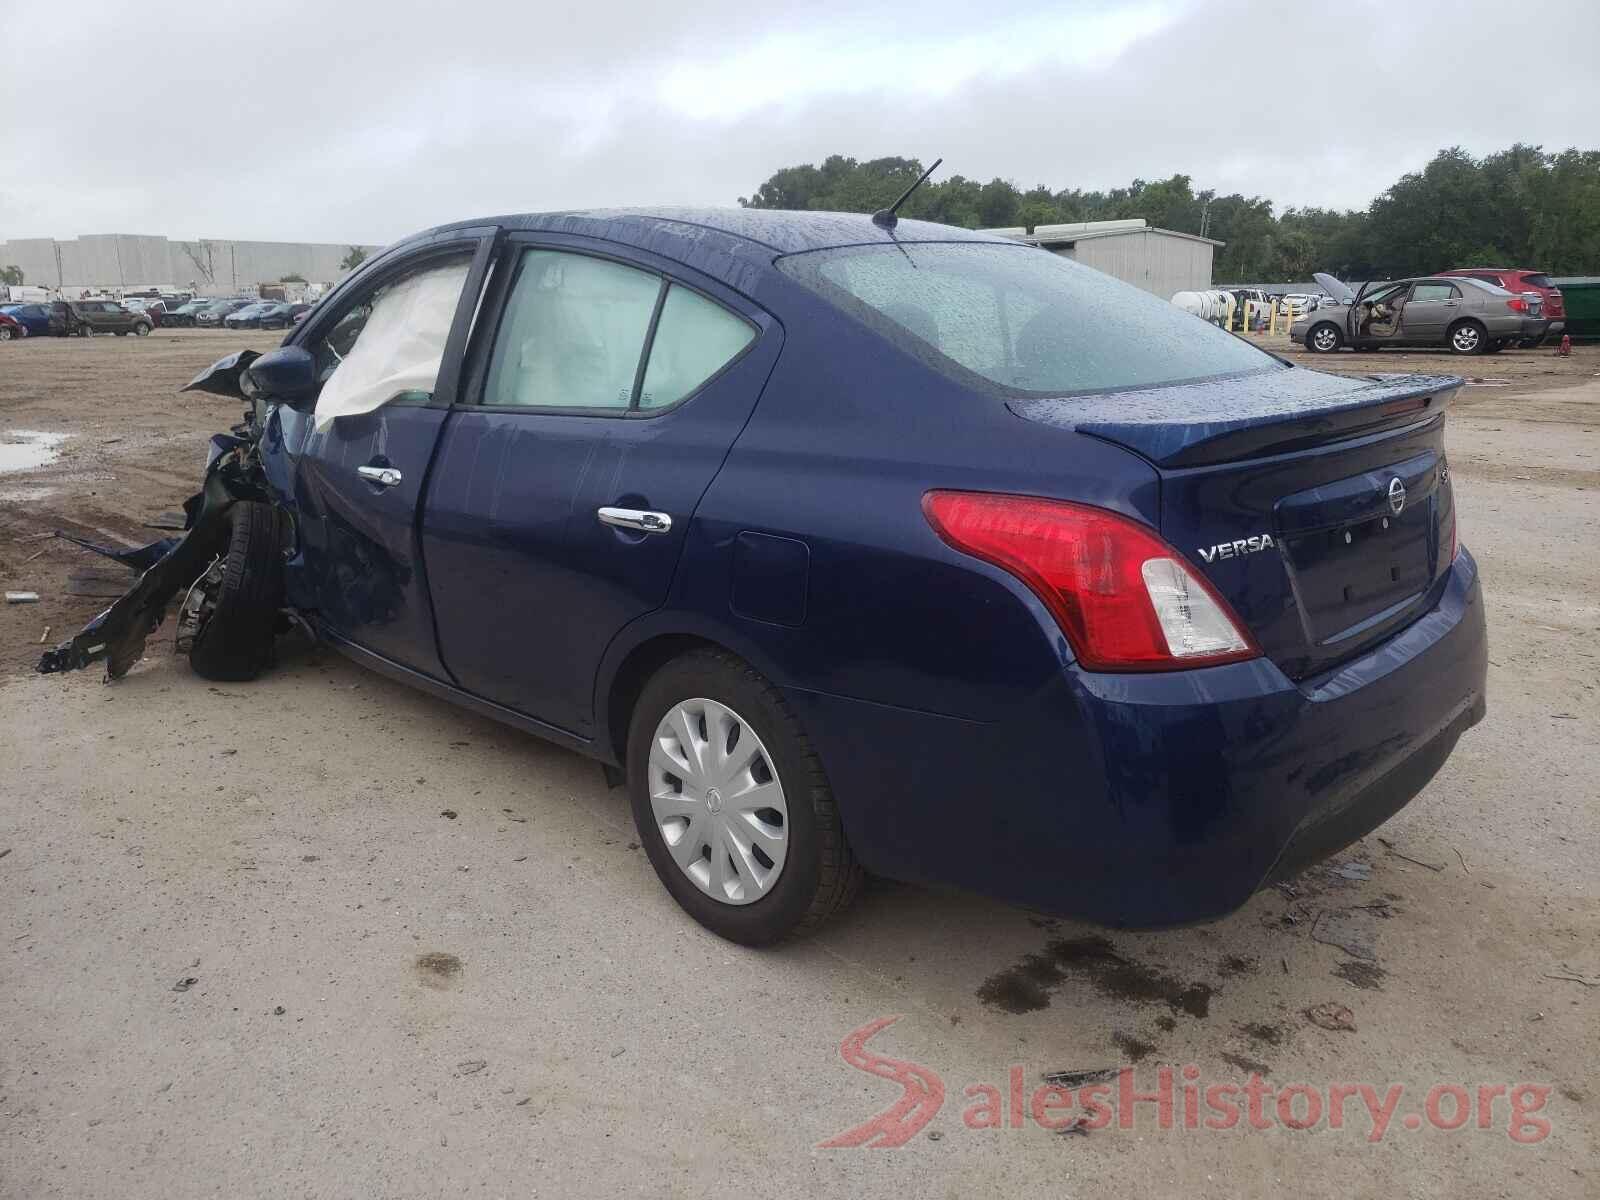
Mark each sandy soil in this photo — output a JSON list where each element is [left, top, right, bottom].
[[0, 330, 1596, 1197]]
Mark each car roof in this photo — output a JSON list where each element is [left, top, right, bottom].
[[381, 207, 1013, 289]]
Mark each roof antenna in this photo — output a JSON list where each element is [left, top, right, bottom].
[[872, 158, 943, 229]]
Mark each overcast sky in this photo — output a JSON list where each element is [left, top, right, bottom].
[[3, 0, 1596, 245]]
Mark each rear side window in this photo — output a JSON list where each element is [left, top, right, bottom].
[[484, 251, 659, 410], [481, 249, 757, 413], [639, 286, 755, 410], [1409, 283, 1458, 302], [777, 242, 1278, 397]]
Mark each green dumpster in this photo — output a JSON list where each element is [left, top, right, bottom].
[[1553, 277, 1600, 341]]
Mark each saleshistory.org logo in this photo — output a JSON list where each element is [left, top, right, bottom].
[[818, 1017, 1556, 1147]]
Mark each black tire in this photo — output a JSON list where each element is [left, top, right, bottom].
[[1448, 320, 1487, 355], [133, 322, 150, 337], [188, 501, 284, 682], [626, 648, 863, 945], [1307, 322, 1343, 353]]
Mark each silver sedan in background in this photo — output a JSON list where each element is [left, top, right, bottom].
[[1291, 273, 1549, 355]]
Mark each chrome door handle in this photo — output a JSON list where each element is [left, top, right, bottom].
[[357, 465, 403, 488], [597, 506, 673, 534]]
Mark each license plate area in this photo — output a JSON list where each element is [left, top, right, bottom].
[[1276, 451, 1442, 645]]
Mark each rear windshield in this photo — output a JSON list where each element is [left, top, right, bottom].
[[1522, 274, 1553, 289], [776, 242, 1281, 397]]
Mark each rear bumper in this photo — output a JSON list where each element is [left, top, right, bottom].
[[788, 548, 1487, 927], [1520, 318, 1552, 340]]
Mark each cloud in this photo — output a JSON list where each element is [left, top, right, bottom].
[[1, 0, 1595, 243]]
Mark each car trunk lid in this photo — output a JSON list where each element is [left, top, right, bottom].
[[1009, 366, 1460, 680]]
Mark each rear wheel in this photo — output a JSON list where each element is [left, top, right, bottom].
[[133, 322, 150, 337], [187, 501, 284, 682], [626, 649, 863, 944], [1308, 323, 1342, 353], [1448, 320, 1486, 355], [0, 326, 11, 341]]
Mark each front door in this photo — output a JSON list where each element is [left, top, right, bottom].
[[276, 234, 493, 679], [1353, 282, 1409, 344], [421, 237, 781, 736], [1399, 280, 1461, 340]]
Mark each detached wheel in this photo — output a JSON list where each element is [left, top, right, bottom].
[[1308, 323, 1342, 353], [626, 649, 863, 944], [188, 501, 284, 682], [1449, 320, 1487, 355]]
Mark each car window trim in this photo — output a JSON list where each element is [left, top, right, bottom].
[[455, 239, 761, 420], [288, 231, 495, 411]]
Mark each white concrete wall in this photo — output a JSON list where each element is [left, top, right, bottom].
[[0, 234, 382, 296]]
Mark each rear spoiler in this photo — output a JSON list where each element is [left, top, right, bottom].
[[1009, 370, 1460, 469]]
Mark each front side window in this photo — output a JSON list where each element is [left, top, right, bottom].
[[776, 242, 1279, 397], [311, 252, 473, 426], [483, 250, 660, 410]]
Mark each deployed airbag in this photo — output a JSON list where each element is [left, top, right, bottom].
[[313, 260, 470, 429]]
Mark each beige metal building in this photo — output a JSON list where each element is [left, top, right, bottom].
[[980, 219, 1221, 297]]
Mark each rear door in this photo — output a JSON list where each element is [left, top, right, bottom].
[[420, 235, 781, 736], [280, 232, 494, 679], [1400, 281, 1460, 339]]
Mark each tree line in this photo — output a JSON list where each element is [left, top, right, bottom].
[[738, 145, 1600, 283]]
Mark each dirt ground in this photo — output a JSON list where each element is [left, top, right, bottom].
[[1, 330, 1596, 1197]]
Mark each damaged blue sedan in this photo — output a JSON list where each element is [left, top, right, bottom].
[[40, 208, 1488, 944]]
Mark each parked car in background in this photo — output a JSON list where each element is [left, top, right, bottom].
[[0, 303, 52, 336], [39, 209, 1487, 945], [195, 298, 255, 328], [62, 299, 153, 336], [122, 297, 175, 327], [1439, 268, 1565, 346], [223, 302, 277, 330], [0, 310, 26, 340], [1293, 274, 1544, 354], [164, 299, 215, 328], [261, 302, 312, 330]]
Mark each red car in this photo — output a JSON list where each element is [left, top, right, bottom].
[[0, 310, 26, 341], [1440, 268, 1565, 346]]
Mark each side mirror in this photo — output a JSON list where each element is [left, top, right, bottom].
[[242, 346, 319, 407], [181, 349, 261, 399]]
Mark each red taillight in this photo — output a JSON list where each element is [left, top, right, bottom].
[[922, 491, 1261, 672], [1506, 297, 1529, 313]]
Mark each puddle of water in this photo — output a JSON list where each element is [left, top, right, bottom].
[[0, 485, 61, 503], [0, 430, 69, 474]]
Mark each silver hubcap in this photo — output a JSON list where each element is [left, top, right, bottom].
[[1452, 326, 1478, 351], [648, 698, 788, 905], [1313, 328, 1336, 351]]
